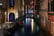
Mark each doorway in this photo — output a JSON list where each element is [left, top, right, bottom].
[[9, 13, 15, 22]]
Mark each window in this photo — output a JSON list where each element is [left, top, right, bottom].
[[9, 0, 14, 7], [51, 1, 53, 11], [48, 0, 54, 12]]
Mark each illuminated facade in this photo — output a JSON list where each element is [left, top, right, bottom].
[[5, 0, 18, 22]]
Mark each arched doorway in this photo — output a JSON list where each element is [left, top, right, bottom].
[[9, 13, 15, 22]]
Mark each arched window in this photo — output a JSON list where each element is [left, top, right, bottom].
[[9, 13, 15, 22]]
